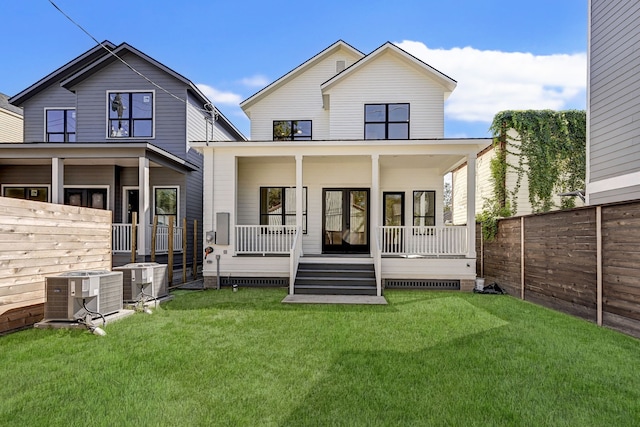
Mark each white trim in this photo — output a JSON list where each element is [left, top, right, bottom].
[[587, 171, 640, 195], [122, 186, 139, 223], [105, 90, 156, 140], [586, 0, 592, 204], [43, 107, 76, 142], [63, 185, 110, 210], [1, 184, 51, 202]]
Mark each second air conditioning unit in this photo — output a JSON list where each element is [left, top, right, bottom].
[[113, 262, 168, 302]]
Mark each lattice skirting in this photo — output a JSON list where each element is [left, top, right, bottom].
[[384, 279, 460, 290]]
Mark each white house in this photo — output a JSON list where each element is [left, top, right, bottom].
[[193, 41, 491, 296]]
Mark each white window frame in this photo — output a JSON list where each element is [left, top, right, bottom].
[[122, 186, 139, 224]]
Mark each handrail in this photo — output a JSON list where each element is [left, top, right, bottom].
[[374, 228, 382, 297], [112, 223, 183, 254], [289, 226, 303, 295], [235, 225, 298, 254]]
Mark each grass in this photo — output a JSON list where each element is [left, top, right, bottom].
[[1, 288, 640, 426]]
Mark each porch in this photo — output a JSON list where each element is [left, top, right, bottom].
[[112, 223, 184, 255]]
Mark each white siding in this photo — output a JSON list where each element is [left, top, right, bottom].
[[245, 49, 361, 141], [0, 109, 23, 143], [325, 51, 446, 139]]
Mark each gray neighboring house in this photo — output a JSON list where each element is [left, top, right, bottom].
[[587, 0, 640, 204], [1, 41, 245, 269]]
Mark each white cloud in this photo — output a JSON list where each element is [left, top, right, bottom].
[[395, 40, 587, 124], [196, 83, 243, 106], [238, 74, 270, 88]]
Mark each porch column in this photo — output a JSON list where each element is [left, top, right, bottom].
[[51, 157, 64, 204], [371, 154, 380, 236], [466, 153, 477, 259], [295, 154, 303, 232], [138, 157, 150, 258]]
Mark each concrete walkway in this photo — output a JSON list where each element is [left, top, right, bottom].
[[282, 294, 388, 305]]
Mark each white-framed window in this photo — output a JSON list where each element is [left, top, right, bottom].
[[107, 91, 154, 138], [64, 186, 109, 210], [2, 185, 50, 202], [153, 186, 179, 226], [45, 108, 76, 142]]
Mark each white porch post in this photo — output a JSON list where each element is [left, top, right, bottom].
[[295, 154, 303, 232], [371, 154, 381, 296], [466, 153, 477, 259], [138, 157, 150, 258], [51, 157, 64, 204]]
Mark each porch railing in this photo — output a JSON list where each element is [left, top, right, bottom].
[[289, 227, 303, 294], [236, 225, 298, 255], [373, 230, 382, 296], [378, 226, 468, 256], [111, 223, 183, 254]]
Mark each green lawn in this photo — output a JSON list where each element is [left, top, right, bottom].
[[1, 288, 639, 426]]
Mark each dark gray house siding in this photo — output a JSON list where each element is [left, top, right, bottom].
[[588, 0, 640, 204]]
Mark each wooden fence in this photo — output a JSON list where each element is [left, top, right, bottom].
[[477, 199, 640, 338], [0, 197, 112, 333]]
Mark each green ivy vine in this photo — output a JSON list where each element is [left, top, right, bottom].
[[477, 109, 586, 241]]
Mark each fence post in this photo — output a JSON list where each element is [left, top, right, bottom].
[[182, 217, 187, 284], [521, 217, 525, 300], [168, 216, 174, 285], [193, 219, 198, 280], [131, 212, 137, 263], [596, 206, 603, 326], [151, 216, 158, 262]]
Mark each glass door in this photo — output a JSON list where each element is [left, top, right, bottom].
[[383, 192, 405, 253], [322, 189, 369, 253]]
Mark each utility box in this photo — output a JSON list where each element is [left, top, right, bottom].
[[216, 212, 230, 245], [113, 262, 168, 302]]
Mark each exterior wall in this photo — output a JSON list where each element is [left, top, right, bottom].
[[452, 148, 494, 224], [0, 108, 23, 143], [22, 84, 76, 142], [383, 258, 476, 281], [325, 51, 446, 139], [588, 0, 640, 203], [245, 48, 362, 141], [72, 53, 188, 157]]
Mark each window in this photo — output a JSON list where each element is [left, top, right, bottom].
[[154, 187, 178, 226], [46, 109, 76, 142], [273, 120, 312, 140], [260, 187, 307, 233], [2, 186, 49, 202], [383, 192, 405, 226], [365, 103, 409, 140], [64, 188, 108, 209], [413, 191, 435, 227], [108, 91, 153, 138]]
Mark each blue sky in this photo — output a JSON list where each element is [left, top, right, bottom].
[[1, 0, 587, 139]]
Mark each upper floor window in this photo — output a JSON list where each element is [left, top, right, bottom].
[[273, 120, 312, 141], [365, 103, 409, 140], [46, 109, 76, 142], [108, 91, 153, 138]]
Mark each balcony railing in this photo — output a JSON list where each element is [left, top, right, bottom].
[[378, 226, 468, 256], [236, 225, 298, 255], [112, 223, 183, 254]]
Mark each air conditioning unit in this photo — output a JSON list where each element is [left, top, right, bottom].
[[113, 262, 168, 302], [45, 270, 123, 321]]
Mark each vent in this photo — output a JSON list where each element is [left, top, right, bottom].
[[336, 60, 346, 73], [385, 279, 460, 290], [220, 277, 288, 287]]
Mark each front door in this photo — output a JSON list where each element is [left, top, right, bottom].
[[125, 188, 139, 223], [323, 188, 369, 253]]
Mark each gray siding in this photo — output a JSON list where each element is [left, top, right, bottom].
[[22, 85, 76, 142], [73, 53, 188, 157], [590, 0, 640, 182], [0, 165, 51, 183], [589, 184, 640, 205]]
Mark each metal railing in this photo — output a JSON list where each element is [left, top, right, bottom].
[[111, 223, 183, 254], [235, 225, 298, 255], [378, 226, 468, 256]]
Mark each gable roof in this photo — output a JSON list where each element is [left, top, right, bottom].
[[321, 42, 457, 96], [9, 41, 117, 106], [240, 40, 364, 111], [0, 93, 23, 116]]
